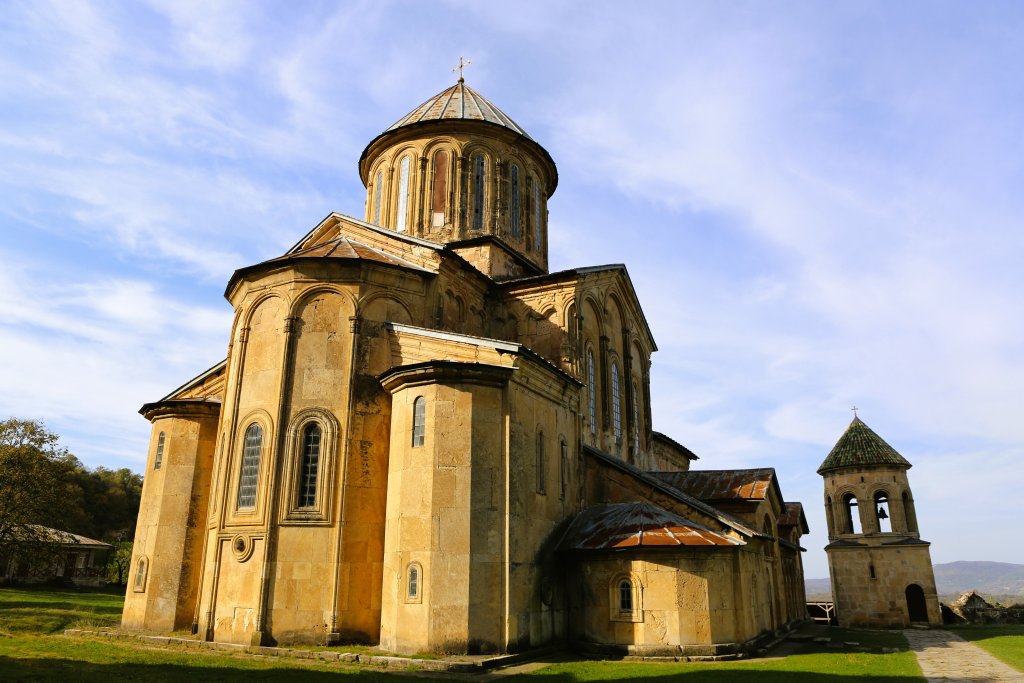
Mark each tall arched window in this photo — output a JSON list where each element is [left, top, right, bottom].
[[510, 164, 520, 237], [297, 423, 321, 508], [236, 423, 263, 510], [407, 563, 421, 602], [587, 350, 596, 436], [842, 493, 860, 534], [472, 154, 485, 229], [154, 432, 165, 470], [611, 362, 622, 444], [536, 430, 546, 494], [631, 382, 640, 459], [375, 169, 384, 224], [532, 177, 541, 250], [396, 156, 411, 232], [431, 150, 448, 227], [412, 396, 426, 447]]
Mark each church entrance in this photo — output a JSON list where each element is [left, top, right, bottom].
[[905, 584, 928, 622]]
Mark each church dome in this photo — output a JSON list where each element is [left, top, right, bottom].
[[357, 78, 557, 277], [384, 79, 534, 140]]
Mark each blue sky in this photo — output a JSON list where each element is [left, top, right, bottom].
[[2, 1, 1022, 578]]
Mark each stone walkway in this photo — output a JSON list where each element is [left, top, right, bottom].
[[903, 629, 1024, 682]]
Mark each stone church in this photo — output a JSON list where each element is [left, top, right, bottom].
[[122, 78, 808, 657]]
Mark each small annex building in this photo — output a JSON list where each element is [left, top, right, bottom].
[[1, 526, 111, 587], [122, 77, 808, 657]]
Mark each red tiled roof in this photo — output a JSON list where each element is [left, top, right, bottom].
[[559, 502, 742, 551], [650, 468, 776, 501]]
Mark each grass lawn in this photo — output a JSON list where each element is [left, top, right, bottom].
[[950, 624, 1024, 673], [0, 585, 928, 681]]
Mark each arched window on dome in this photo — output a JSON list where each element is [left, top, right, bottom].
[[431, 150, 448, 228], [472, 154, 485, 229], [510, 164, 520, 238], [375, 169, 385, 224], [611, 362, 622, 445], [532, 177, 541, 250], [396, 155, 411, 232], [587, 350, 597, 437]]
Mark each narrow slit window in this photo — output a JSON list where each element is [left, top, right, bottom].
[[510, 164, 520, 237], [560, 440, 568, 500], [396, 156, 411, 232], [536, 431, 545, 493], [611, 362, 622, 443], [297, 423, 321, 508], [631, 383, 640, 458], [472, 155, 485, 229], [154, 432, 165, 470], [236, 423, 263, 510], [412, 396, 426, 447], [587, 350, 596, 436], [407, 564, 419, 601]]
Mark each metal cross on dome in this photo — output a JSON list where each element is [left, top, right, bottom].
[[851, 405, 859, 418], [453, 56, 471, 82]]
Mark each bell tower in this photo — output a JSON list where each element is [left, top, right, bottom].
[[819, 415, 941, 627]]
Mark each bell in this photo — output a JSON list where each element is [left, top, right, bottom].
[[877, 507, 888, 520]]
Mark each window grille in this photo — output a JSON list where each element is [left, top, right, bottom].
[[154, 432, 165, 470], [472, 155, 485, 229], [587, 350, 596, 436], [412, 397, 426, 447], [297, 423, 321, 508], [510, 164, 520, 237], [611, 362, 622, 443], [236, 424, 263, 510]]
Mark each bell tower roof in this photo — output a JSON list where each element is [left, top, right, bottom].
[[817, 416, 912, 475], [384, 80, 533, 140]]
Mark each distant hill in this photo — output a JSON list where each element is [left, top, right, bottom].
[[805, 561, 1024, 600]]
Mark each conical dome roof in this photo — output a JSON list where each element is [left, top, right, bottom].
[[384, 79, 533, 140], [817, 416, 912, 475]]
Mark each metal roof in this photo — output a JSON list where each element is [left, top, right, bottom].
[[385, 80, 533, 140], [817, 416, 912, 474], [650, 468, 777, 501], [559, 502, 743, 551]]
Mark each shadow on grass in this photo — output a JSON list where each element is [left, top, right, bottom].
[[0, 656, 413, 682], [0, 600, 123, 614]]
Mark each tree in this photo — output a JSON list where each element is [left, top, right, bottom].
[[106, 537, 134, 585], [0, 418, 82, 567]]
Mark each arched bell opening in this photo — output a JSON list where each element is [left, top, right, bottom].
[[874, 491, 891, 533]]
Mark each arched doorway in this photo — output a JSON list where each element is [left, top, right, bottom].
[[906, 584, 928, 622]]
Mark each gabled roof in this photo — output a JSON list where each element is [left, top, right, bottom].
[[583, 445, 763, 539], [817, 416, 912, 475], [273, 235, 430, 272], [501, 264, 658, 351], [779, 502, 810, 534], [651, 468, 778, 502], [385, 80, 533, 140], [559, 502, 743, 551]]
